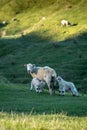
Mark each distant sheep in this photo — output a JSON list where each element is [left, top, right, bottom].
[[61, 20, 71, 26], [1, 31, 6, 37], [2, 21, 7, 25], [12, 17, 17, 21], [30, 78, 46, 93], [56, 76, 78, 96], [24, 63, 57, 95], [41, 17, 46, 20]]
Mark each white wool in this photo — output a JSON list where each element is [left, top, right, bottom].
[[30, 78, 45, 93], [61, 20, 70, 26], [56, 76, 78, 96]]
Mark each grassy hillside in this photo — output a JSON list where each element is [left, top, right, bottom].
[[1, 83, 87, 115], [0, 1, 87, 129], [0, 0, 87, 37], [0, 0, 87, 93]]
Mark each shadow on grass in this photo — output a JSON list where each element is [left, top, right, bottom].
[[1, 31, 87, 84], [0, 22, 8, 28], [0, 30, 87, 56], [0, 31, 52, 57], [71, 23, 78, 26]]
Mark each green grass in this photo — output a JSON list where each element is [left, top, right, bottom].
[[0, 83, 87, 116], [0, 83, 87, 130], [0, 1, 87, 129]]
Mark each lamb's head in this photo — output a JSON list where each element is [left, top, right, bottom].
[[59, 86, 65, 96], [56, 76, 62, 83], [56, 76, 65, 96], [24, 63, 36, 73], [35, 86, 42, 93]]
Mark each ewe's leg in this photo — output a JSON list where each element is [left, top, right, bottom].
[[50, 80, 55, 95], [47, 81, 55, 95], [45, 76, 55, 95], [46, 81, 52, 95]]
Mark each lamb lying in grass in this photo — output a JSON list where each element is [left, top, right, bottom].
[[30, 78, 46, 93], [56, 76, 78, 96], [24, 63, 57, 95]]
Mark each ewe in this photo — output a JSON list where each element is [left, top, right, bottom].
[[30, 78, 45, 93], [24, 63, 57, 95], [56, 76, 78, 96]]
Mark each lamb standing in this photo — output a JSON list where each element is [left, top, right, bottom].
[[30, 78, 46, 93], [56, 76, 78, 96], [24, 63, 57, 95]]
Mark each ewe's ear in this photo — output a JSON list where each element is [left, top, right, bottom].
[[24, 64, 27, 67]]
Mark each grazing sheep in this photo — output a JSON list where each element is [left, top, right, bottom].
[[56, 76, 78, 96], [12, 17, 17, 21], [30, 78, 46, 93], [61, 20, 71, 26], [1, 31, 6, 37], [2, 21, 7, 25], [41, 17, 46, 20], [24, 63, 57, 95]]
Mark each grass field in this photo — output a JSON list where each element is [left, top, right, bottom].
[[0, 83, 87, 130], [0, 83, 87, 115], [0, 0, 87, 129]]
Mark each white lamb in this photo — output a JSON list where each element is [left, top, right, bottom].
[[24, 63, 57, 95], [61, 20, 71, 26], [56, 76, 78, 96], [30, 78, 46, 93]]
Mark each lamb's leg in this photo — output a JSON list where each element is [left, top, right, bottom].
[[34, 85, 39, 93], [30, 82, 34, 90], [50, 81, 55, 95], [70, 84, 78, 96]]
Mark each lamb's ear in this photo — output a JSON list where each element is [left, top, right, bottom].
[[33, 64, 36, 67], [24, 64, 27, 67]]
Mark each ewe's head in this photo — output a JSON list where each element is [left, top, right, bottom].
[[24, 63, 36, 73]]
